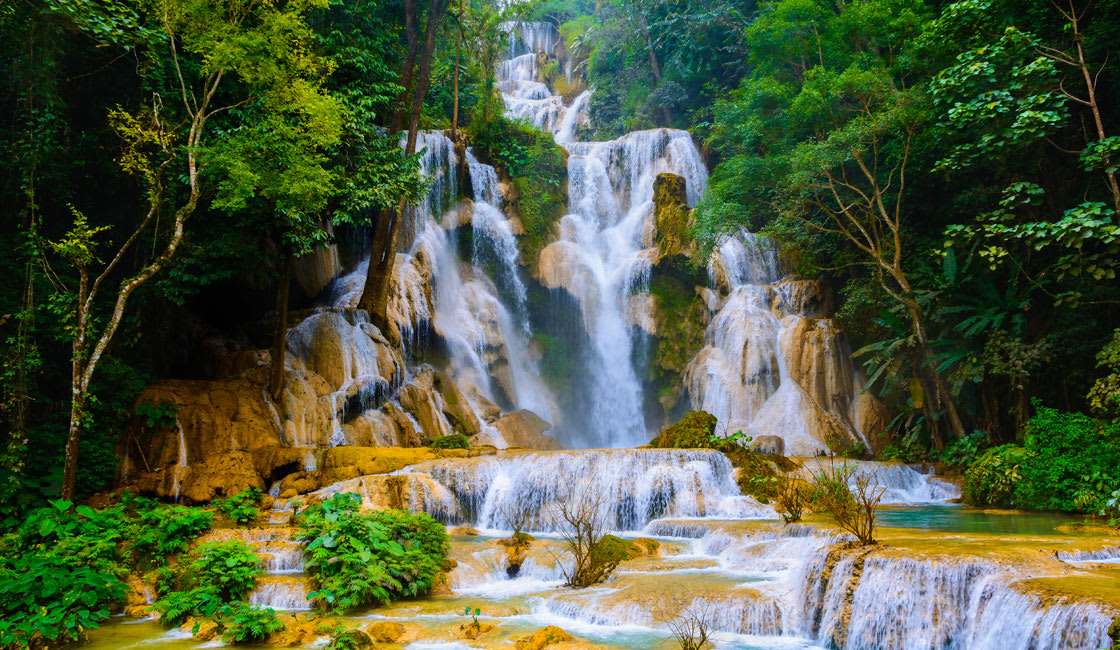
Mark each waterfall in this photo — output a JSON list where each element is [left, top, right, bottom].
[[686, 231, 874, 455], [795, 459, 961, 505], [396, 449, 775, 531]]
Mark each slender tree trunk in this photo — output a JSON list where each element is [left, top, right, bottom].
[[269, 251, 292, 401], [358, 0, 449, 333], [61, 269, 89, 502], [451, 0, 463, 139], [1069, 10, 1120, 213]]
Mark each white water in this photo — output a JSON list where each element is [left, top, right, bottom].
[[795, 459, 961, 505], [686, 232, 875, 455], [400, 449, 774, 531]]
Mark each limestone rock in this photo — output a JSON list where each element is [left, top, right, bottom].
[[250, 446, 308, 483], [321, 446, 439, 475], [751, 435, 785, 456], [277, 471, 321, 497], [496, 410, 559, 449], [652, 173, 695, 260], [179, 451, 264, 504], [398, 367, 453, 444], [855, 391, 890, 453], [516, 626, 574, 650], [180, 618, 219, 642], [366, 621, 404, 643], [454, 622, 496, 640], [269, 615, 319, 646], [434, 371, 481, 436]]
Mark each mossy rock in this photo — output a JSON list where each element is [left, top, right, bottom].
[[593, 534, 636, 563], [648, 410, 718, 448], [653, 173, 694, 259]]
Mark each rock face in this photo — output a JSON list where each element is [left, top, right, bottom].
[[495, 410, 560, 449], [652, 173, 695, 260]]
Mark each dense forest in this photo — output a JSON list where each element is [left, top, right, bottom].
[[1, 0, 1119, 647]]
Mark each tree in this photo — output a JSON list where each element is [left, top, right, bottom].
[[50, 0, 341, 500], [358, 0, 451, 337]]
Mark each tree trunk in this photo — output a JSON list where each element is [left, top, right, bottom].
[[451, 0, 463, 139], [269, 251, 292, 401], [358, 0, 449, 331]]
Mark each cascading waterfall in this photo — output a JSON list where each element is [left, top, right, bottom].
[[686, 231, 874, 455], [398, 449, 775, 531]]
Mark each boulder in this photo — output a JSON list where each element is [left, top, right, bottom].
[[496, 410, 559, 449], [398, 368, 453, 443], [652, 173, 695, 260], [434, 371, 481, 436], [366, 621, 405, 643], [515, 626, 574, 650], [751, 435, 785, 456]]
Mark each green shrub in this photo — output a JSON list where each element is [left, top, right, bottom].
[[962, 445, 1033, 508], [1013, 406, 1120, 512], [125, 494, 213, 566], [940, 430, 990, 471], [0, 495, 213, 646], [220, 602, 285, 644], [0, 501, 128, 647], [216, 487, 264, 525], [430, 433, 470, 450], [295, 493, 449, 613], [153, 540, 262, 625]]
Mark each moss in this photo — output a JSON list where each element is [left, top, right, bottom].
[[653, 173, 693, 259], [1109, 617, 1119, 649], [470, 116, 567, 272], [645, 256, 707, 414], [649, 411, 781, 502], [648, 410, 718, 447]]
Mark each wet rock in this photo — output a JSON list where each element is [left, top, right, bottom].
[[322, 446, 442, 476], [515, 626, 574, 650], [365, 621, 404, 643], [496, 410, 559, 449], [449, 526, 480, 536], [434, 371, 481, 436], [454, 622, 496, 640], [277, 470, 320, 497], [179, 618, 219, 641], [653, 173, 695, 260], [268, 615, 319, 646], [751, 435, 785, 456], [398, 368, 454, 443]]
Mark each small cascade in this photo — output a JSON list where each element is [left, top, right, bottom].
[[248, 575, 312, 611], [686, 231, 876, 455], [798, 553, 1117, 650], [795, 459, 961, 505], [399, 449, 775, 531], [169, 420, 189, 502]]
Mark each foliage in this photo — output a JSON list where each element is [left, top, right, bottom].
[[216, 487, 264, 526], [0, 500, 128, 647], [0, 495, 212, 646], [295, 493, 449, 613], [939, 430, 991, 471], [811, 463, 884, 545], [220, 602, 285, 644], [648, 410, 718, 448], [133, 399, 179, 429], [962, 406, 1120, 513], [1088, 329, 1120, 418], [1013, 406, 1120, 512], [962, 444, 1032, 508], [153, 539, 263, 626], [430, 433, 470, 450]]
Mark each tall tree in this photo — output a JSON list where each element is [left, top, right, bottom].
[[50, 0, 342, 500], [358, 0, 451, 337]]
